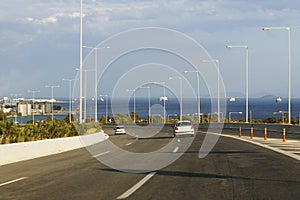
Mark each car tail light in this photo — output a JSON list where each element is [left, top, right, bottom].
[[175, 127, 179, 130]]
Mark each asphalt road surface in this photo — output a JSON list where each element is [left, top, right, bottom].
[[1, 126, 300, 200]]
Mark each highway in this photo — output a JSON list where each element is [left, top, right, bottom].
[[0, 126, 300, 200]]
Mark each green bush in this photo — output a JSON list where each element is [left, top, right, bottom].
[[0, 117, 79, 144]]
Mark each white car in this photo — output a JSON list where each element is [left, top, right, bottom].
[[173, 120, 195, 137], [114, 125, 126, 135]]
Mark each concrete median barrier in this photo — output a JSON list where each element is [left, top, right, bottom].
[[0, 131, 108, 166]]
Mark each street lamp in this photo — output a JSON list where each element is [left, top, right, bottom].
[[82, 45, 110, 122], [201, 59, 221, 123], [229, 111, 243, 122], [263, 26, 291, 124], [28, 90, 40, 125], [151, 82, 167, 124], [11, 93, 21, 124], [99, 94, 108, 123], [169, 76, 183, 121], [139, 86, 151, 124], [226, 45, 249, 123], [63, 78, 77, 123], [127, 89, 136, 123], [76, 67, 94, 122], [45, 85, 60, 122], [79, 0, 83, 124], [273, 111, 287, 124], [83, 69, 95, 122], [183, 70, 201, 123]]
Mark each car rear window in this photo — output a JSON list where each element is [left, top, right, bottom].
[[176, 122, 191, 126]]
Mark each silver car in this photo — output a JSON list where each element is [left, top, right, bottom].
[[173, 120, 195, 137], [114, 125, 126, 135]]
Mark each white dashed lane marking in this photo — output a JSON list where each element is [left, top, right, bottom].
[[173, 147, 179, 153], [0, 177, 28, 187], [93, 151, 110, 158], [117, 172, 157, 199]]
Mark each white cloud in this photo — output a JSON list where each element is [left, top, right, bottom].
[[20, 16, 57, 25], [18, 12, 83, 25]]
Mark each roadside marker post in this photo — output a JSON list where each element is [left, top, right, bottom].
[[264, 127, 267, 140], [283, 128, 287, 142], [250, 126, 254, 139], [239, 127, 242, 137]]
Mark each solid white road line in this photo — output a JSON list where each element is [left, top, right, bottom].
[[290, 151, 300, 154], [173, 147, 179, 153], [93, 151, 110, 158], [0, 177, 28, 187], [278, 147, 300, 150], [117, 172, 157, 199], [221, 133, 300, 161]]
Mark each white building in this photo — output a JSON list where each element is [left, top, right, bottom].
[[18, 102, 32, 116]]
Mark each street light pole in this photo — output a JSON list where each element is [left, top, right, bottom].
[[11, 93, 21, 123], [82, 46, 110, 122], [28, 90, 40, 125], [229, 111, 243, 122], [262, 26, 291, 124], [45, 85, 60, 122], [226, 45, 249, 123], [162, 82, 166, 124], [79, 0, 83, 124], [83, 69, 94, 122], [183, 70, 201, 123], [93, 47, 98, 122], [151, 82, 167, 124], [201, 59, 222, 122], [140, 86, 151, 124], [127, 89, 136, 123], [273, 111, 287, 124], [63, 78, 77, 123], [99, 94, 108, 123], [169, 76, 183, 121]]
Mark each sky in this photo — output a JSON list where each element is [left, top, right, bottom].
[[1, 0, 300, 99]]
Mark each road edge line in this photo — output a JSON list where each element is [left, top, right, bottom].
[[221, 133, 300, 161]]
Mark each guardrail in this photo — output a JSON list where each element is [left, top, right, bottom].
[[0, 131, 108, 166]]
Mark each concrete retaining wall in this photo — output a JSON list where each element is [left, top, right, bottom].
[[0, 132, 108, 166]]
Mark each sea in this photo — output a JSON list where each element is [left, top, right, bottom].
[[12, 97, 300, 124]]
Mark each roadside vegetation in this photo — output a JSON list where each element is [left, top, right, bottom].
[[0, 112, 78, 144]]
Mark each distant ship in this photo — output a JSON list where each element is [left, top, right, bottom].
[[276, 97, 282, 103], [229, 97, 236, 102]]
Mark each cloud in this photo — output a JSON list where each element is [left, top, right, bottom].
[[20, 16, 57, 25], [78, 0, 300, 38], [1, 0, 300, 97], [18, 12, 82, 25]]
